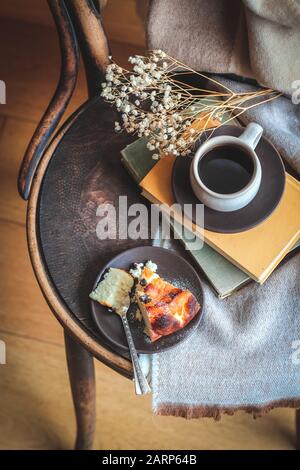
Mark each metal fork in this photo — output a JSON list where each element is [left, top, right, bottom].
[[120, 310, 151, 395]]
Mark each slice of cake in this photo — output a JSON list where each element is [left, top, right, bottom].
[[89, 267, 134, 316], [133, 261, 200, 342]]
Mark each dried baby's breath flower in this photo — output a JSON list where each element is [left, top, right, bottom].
[[101, 50, 281, 160]]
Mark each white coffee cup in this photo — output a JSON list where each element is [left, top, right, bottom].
[[190, 123, 263, 212]]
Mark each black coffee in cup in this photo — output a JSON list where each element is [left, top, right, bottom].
[[198, 144, 254, 194]]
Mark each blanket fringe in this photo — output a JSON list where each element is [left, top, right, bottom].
[[154, 399, 300, 420]]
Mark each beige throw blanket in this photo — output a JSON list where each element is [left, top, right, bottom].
[[147, 0, 300, 95]]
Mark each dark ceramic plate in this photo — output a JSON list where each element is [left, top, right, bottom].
[[90, 246, 204, 354], [172, 125, 286, 233]]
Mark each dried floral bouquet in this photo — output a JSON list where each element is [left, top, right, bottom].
[[101, 50, 280, 160]]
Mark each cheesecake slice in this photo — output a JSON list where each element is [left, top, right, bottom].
[[89, 267, 134, 316], [135, 262, 200, 342]]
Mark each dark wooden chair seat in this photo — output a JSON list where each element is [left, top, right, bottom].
[[38, 94, 184, 365], [39, 97, 142, 362]]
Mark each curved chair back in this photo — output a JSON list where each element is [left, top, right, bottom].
[[18, 0, 110, 200]]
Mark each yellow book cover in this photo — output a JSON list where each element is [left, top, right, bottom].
[[140, 156, 300, 283]]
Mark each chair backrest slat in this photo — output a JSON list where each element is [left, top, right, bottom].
[[18, 0, 80, 200], [18, 0, 111, 200], [67, 0, 110, 96]]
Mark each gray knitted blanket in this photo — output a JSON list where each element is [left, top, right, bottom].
[[142, 80, 300, 419], [144, 0, 300, 417], [147, 0, 300, 95]]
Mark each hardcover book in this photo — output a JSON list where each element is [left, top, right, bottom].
[[139, 156, 300, 283], [121, 137, 157, 184], [170, 219, 300, 298]]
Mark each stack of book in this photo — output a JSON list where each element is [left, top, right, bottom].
[[121, 135, 300, 299]]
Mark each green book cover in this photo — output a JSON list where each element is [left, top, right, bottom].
[[121, 127, 299, 298], [121, 137, 157, 184], [172, 220, 299, 297], [170, 220, 251, 298]]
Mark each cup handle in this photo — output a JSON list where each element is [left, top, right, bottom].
[[239, 122, 263, 150]]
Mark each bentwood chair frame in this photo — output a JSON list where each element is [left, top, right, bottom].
[[17, 0, 300, 450]]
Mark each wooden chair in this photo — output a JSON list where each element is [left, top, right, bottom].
[[18, 0, 300, 450]]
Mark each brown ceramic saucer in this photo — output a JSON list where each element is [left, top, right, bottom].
[[172, 125, 286, 233], [90, 246, 204, 354]]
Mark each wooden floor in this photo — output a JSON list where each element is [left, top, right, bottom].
[[0, 18, 297, 450]]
